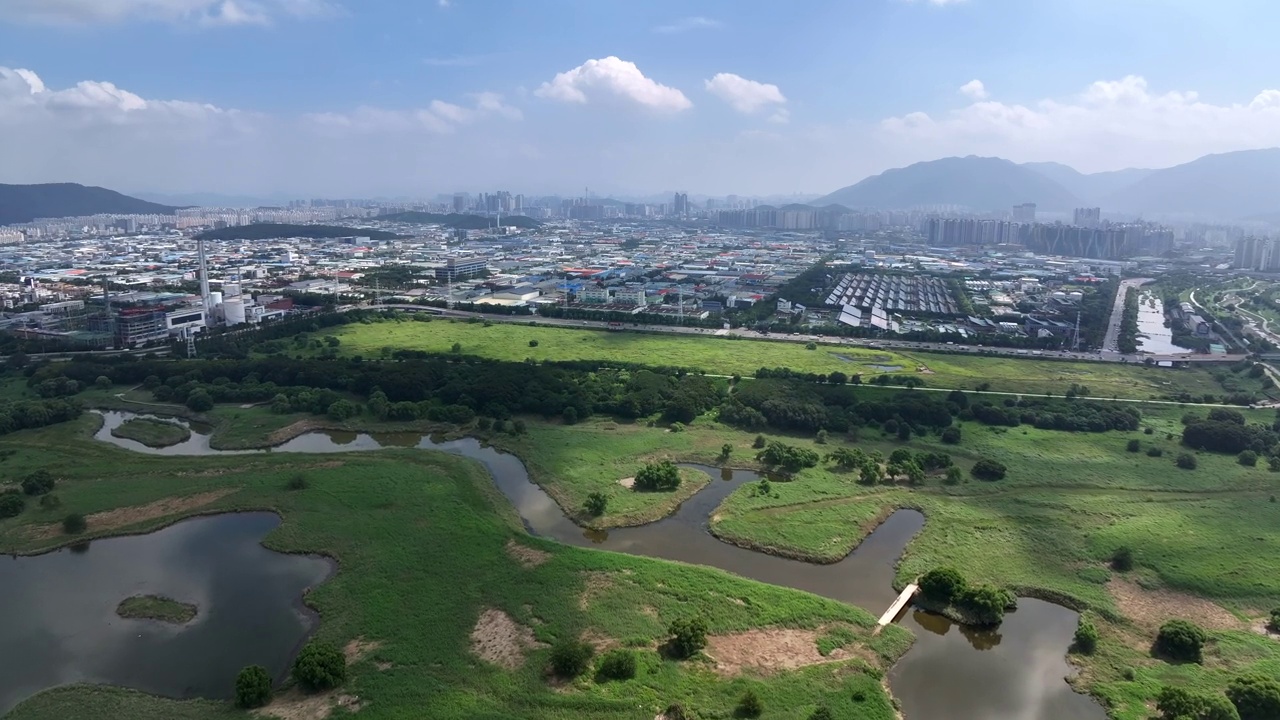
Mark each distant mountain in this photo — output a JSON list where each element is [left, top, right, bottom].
[[1021, 162, 1154, 205], [1102, 148, 1280, 220], [0, 183, 180, 225], [813, 156, 1081, 212], [133, 191, 291, 208], [196, 224, 401, 241], [376, 211, 542, 230]]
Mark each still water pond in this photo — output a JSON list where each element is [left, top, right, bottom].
[[86, 411, 1104, 720], [0, 512, 332, 714]]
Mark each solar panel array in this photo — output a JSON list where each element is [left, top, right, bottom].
[[824, 274, 960, 316]]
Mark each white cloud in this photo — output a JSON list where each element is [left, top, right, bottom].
[[653, 16, 721, 34], [704, 73, 787, 115], [880, 75, 1280, 171], [0, 0, 338, 26], [958, 79, 987, 100], [535, 57, 691, 112], [305, 91, 521, 134]]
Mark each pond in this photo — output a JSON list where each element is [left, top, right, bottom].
[[84, 411, 1105, 720], [0, 512, 332, 714]]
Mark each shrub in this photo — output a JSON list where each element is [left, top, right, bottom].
[[1073, 618, 1099, 654], [1158, 686, 1240, 720], [234, 665, 273, 708], [944, 466, 963, 485], [21, 470, 55, 496], [736, 690, 763, 718], [562, 406, 579, 425], [62, 513, 87, 534], [1127, 439, 1141, 452], [667, 617, 708, 659], [528, 340, 539, 347], [549, 639, 594, 678], [809, 707, 835, 720], [293, 641, 346, 692], [970, 457, 1007, 481], [95, 375, 112, 390], [941, 426, 962, 444], [596, 649, 637, 680], [752, 435, 767, 449], [1227, 674, 1280, 720], [663, 703, 695, 720], [450, 342, 462, 353], [1111, 547, 1135, 572], [1269, 608, 1280, 632], [326, 400, 359, 421], [720, 443, 733, 459], [635, 460, 681, 492], [584, 492, 608, 517], [286, 474, 310, 491], [1155, 619, 1207, 663], [39, 493, 61, 510], [959, 584, 1010, 626], [816, 429, 829, 444], [1239, 450, 1259, 467], [805, 342, 817, 350], [1147, 446, 1165, 457], [185, 389, 213, 412], [1145, 427, 1154, 434], [0, 492, 24, 518], [1176, 452, 1198, 470], [920, 567, 967, 605]]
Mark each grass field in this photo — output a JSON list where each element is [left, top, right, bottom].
[[318, 317, 1257, 401], [0, 415, 908, 720], [109, 418, 192, 448]]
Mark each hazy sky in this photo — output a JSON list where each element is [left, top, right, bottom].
[[1, 0, 1279, 198]]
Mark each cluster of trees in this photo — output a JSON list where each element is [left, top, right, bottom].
[[918, 567, 1016, 626], [756, 441, 820, 472], [634, 460, 681, 492], [965, 397, 1141, 433], [725, 379, 955, 435], [1118, 288, 1140, 354], [1149, 619, 1280, 720], [1181, 409, 1278, 456], [0, 398, 83, 437]]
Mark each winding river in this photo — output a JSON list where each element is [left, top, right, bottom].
[[77, 411, 1105, 719]]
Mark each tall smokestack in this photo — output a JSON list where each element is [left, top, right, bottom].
[[198, 238, 211, 318]]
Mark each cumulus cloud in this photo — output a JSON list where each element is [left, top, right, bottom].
[[958, 79, 987, 100], [880, 75, 1280, 171], [653, 16, 721, 33], [0, 0, 338, 26], [704, 73, 787, 117], [535, 57, 692, 112]]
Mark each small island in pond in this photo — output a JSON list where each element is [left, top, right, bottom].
[[116, 595, 198, 624], [109, 418, 191, 448]]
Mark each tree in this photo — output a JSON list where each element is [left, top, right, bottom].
[[562, 406, 579, 425], [21, 470, 55, 496], [1227, 675, 1280, 720], [1238, 449, 1259, 467], [815, 429, 829, 444], [234, 665, 273, 709], [960, 584, 1009, 626], [970, 457, 1007, 481], [327, 399, 359, 421], [753, 434, 767, 449], [1111, 546, 1135, 572], [1155, 619, 1207, 663], [720, 443, 733, 460], [944, 466, 963, 485], [667, 617, 708, 659], [1073, 618, 1099, 654], [549, 639, 594, 678], [528, 339, 539, 347], [584, 492, 608, 517], [1149, 446, 1166, 458], [634, 460, 681, 491], [451, 342, 462, 354], [920, 567, 967, 605], [1127, 439, 1141, 452], [62, 513, 86, 534], [596, 649, 637, 680], [737, 690, 763, 718], [941, 426, 962, 444], [95, 375, 112, 390], [293, 641, 347, 692], [897, 423, 912, 441], [185, 389, 213, 412], [0, 492, 24, 519], [1176, 452, 1198, 470]]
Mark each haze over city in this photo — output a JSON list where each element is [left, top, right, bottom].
[[2, 0, 1280, 198]]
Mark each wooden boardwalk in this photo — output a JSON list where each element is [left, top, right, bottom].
[[873, 583, 919, 633]]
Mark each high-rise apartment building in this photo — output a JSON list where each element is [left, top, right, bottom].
[[452, 194, 466, 213], [673, 192, 689, 216], [1012, 203, 1038, 223], [1073, 207, 1102, 227]]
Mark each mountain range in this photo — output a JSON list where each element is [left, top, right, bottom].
[[0, 183, 180, 226], [814, 148, 1280, 221]]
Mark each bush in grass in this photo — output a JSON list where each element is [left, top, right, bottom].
[[1148, 446, 1165, 457], [596, 649, 637, 680], [1176, 452, 1198, 470], [62, 513, 87, 534], [1127, 439, 1141, 452], [293, 641, 346, 692], [1157, 686, 1239, 720], [584, 492, 608, 517], [1269, 608, 1280, 632], [1112, 546, 1135, 571], [1155, 619, 1207, 663], [809, 707, 835, 720], [1227, 675, 1280, 720], [752, 435, 767, 449], [0, 492, 24, 519], [667, 617, 708, 659], [720, 443, 733, 460], [970, 457, 1007, 481], [736, 690, 763, 718], [663, 703, 695, 720], [286, 474, 310, 491], [21, 470, 55, 496], [528, 340, 539, 347], [941, 426, 962, 444], [1073, 618, 1099, 654], [549, 639, 594, 678], [920, 567, 967, 605], [944, 466, 963, 485], [234, 665, 273, 708], [1238, 450, 1259, 467]]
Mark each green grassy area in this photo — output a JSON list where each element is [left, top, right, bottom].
[[318, 317, 1250, 401], [0, 416, 907, 720], [115, 595, 198, 624], [109, 418, 192, 448]]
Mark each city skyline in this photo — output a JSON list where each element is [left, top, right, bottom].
[[2, 0, 1280, 198]]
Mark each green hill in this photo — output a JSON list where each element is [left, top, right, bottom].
[[0, 183, 180, 225]]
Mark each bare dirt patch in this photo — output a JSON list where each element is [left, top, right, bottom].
[[617, 477, 635, 489], [344, 637, 382, 664], [267, 419, 327, 445], [26, 489, 238, 540], [705, 628, 869, 676], [579, 628, 620, 652], [506, 539, 551, 568], [470, 608, 544, 669], [1251, 619, 1280, 640], [256, 689, 364, 720], [578, 571, 616, 610], [1108, 577, 1244, 631]]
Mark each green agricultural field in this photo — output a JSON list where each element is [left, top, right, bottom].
[[0, 416, 906, 720], [319, 317, 1255, 401]]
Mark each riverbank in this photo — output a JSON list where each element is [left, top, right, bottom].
[[0, 416, 909, 720]]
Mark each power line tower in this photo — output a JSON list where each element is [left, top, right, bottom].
[[1073, 309, 1082, 351], [185, 327, 197, 358]]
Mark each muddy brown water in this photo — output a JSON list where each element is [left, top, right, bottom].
[[79, 411, 1105, 720]]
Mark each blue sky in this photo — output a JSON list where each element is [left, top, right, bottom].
[[1, 0, 1278, 198]]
